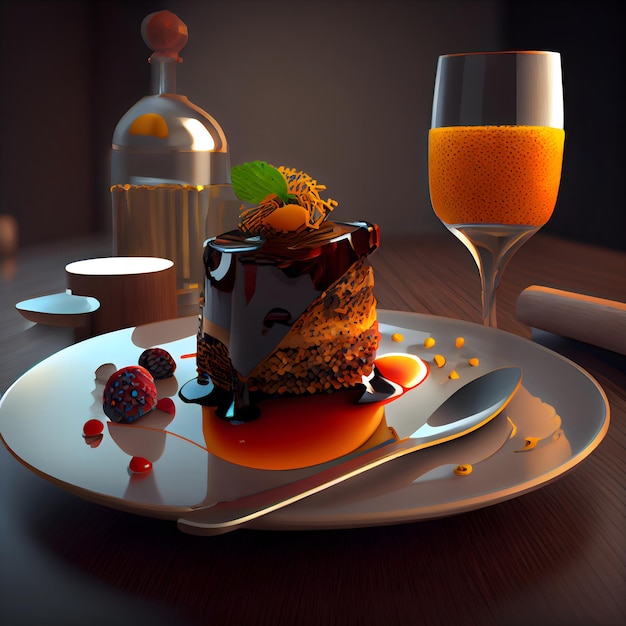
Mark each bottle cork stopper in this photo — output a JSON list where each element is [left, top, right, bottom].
[[141, 10, 188, 61]]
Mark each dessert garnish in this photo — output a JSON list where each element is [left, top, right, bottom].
[[232, 160, 337, 233], [103, 365, 158, 423], [211, 161, 343, 256], [139, 347, 176, 379]]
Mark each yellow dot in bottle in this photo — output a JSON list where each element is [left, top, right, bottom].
[[455, 336, 465, 348], [129, 113, 169, 138], [468, 357, 480, 367], [391, 333, 404, 343], [448, 369, 460, 380], [454, 464, 472, 476], [424, 337, 436, 349]]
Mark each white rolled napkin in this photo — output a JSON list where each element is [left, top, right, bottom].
[[516, 285, 626, 355]]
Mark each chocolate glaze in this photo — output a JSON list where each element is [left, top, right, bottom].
[[179, 221, 380, 421]]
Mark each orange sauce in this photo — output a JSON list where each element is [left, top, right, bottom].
[[202, 353, 428, 470], [202, 391, 386, 470], [374, 353, 428, 390], [429, 126, 564, 226]]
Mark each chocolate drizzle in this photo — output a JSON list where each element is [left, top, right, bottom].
[[207, 221, 379, 293]]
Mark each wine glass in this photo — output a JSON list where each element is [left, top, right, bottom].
[[428, 51, 564, 327]]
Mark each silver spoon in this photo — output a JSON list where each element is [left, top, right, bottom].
[[178, 366, 522, 535]]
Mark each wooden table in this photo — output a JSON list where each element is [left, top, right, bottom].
[[1, 233, 624, 626]]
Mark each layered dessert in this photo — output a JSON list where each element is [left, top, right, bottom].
[[179, 161, 380, 421]]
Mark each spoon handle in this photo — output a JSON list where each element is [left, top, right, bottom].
[[177, 436, 424, 535]]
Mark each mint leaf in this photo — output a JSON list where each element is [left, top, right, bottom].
[[231, 161, 291, 204]]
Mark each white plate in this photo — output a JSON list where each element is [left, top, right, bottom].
[[0, 311, 609, 531]]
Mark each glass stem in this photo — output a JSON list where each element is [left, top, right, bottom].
[[449, 225, 539, 328], [476, 244, 508, 328]]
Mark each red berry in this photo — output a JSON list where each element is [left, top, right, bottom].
[[129, 456, 152, 473], [138, 348, 176, 379], [83, 419, 104, 437]]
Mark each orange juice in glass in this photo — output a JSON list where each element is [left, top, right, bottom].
[[428, 52, 564, 327]]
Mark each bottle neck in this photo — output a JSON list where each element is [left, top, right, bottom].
[[150, 56, 178, 95]]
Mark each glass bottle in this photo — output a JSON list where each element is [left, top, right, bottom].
[[110, 10, 240, 316]]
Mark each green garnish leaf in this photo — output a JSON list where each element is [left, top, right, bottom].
[[231, 161, 292, 205]]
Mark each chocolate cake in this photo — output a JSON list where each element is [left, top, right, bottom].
[[179, 162, 380, 420]]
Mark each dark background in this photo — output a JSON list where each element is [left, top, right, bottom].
[[503, 0, 624, 250], [1, 0, 623, 251]]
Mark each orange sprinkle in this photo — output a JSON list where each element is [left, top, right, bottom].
[[521, 437, 540, 451]]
